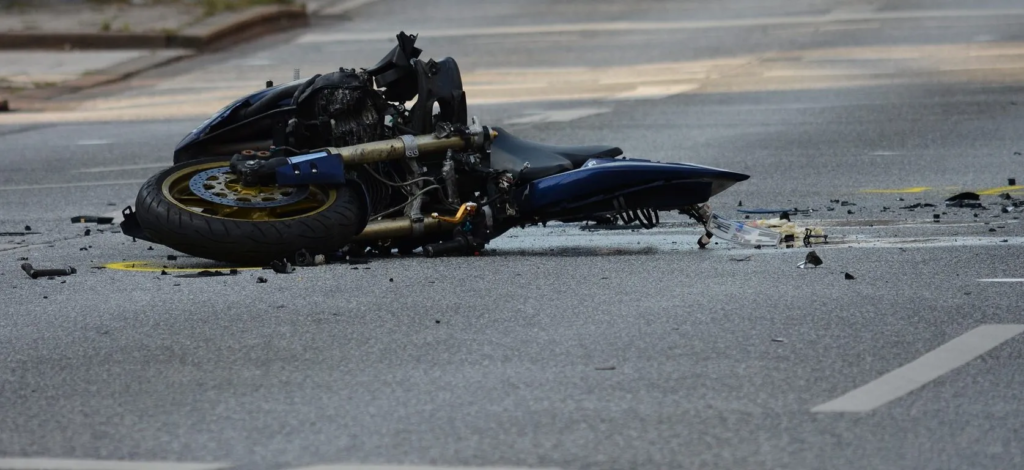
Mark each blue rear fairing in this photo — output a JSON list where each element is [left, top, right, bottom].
[[175, 78, 305, 151], [517, 158, 749, 212]]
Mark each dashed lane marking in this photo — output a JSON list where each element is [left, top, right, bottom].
[[104, 261, 262, 273], [811, 324, 1024, 413], [289, 466, 558, 470], [0, 180, 146, 191], [75, 163, 169, 173], [859, 186, 932, 194], [0, 458, 230, 470], [504, 107, 611, 125], [977, 185, 1024, 195]]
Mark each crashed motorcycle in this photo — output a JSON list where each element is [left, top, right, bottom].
[[121, 32, 751, 264]]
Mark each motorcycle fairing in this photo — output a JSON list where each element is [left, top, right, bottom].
[[516, 158, 749, 214], [174, 78, 306, 154]]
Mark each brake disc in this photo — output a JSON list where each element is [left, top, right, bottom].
[[189, 167, 310, 208]]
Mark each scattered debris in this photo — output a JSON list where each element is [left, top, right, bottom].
[[844, 272, 856, 280], [840, 201, 856, 207], [594, 366, 617, 371], [771, 338, 786, 343], [79, 247, 88, 251], [1010, 178, 1017, 186], [173, 270, 239, 278], [729, 255, 753, 262], [294, 249, 327, 267], [166, 255, 177, 260], [270, 259, 294, 274], [989, 228, 997, 232], [847, 209, 855, 215], [147, 246, 154, 251], [435, 320, 441, 324], [160, 270, 169, 275], [257, 276, 268, 284], [933, 214, 940, 223], [944, 192, 985, 209], [84, 229, 92, 236], [21, 263, 77, 279], [16, 257, 28, 261], [24, 225, 31, 231], [740, 217, 827, 247], [737, 200, 743, 207], [737, 208, 808, 215], [70, 216, 114, 224], [389, 277, 395, 282], [946, 200, 986, 209], [900, 203, 936, 210], [798, 251, 824, 269]]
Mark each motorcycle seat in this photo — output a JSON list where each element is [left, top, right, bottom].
[[489, 127, 623, 181]]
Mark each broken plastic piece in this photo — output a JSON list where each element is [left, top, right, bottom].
[[21, 263, 77, 279], [71, 216, 114, 224], [844, 272, 856, 280], [270, 259, 294, 274], [945, 192, 980, 202], [706, 213, 783, 246], [797, 251, 823, 269], [257, 276, 268, 284], [900, 203, 936, 210]]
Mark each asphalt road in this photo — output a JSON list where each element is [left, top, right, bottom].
[[3, 1, 1024, 469]]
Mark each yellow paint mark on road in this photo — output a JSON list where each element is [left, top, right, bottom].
[[860, 187, 932, 194], [977, 185, 1024, 195], [104, 261, 261, 273]]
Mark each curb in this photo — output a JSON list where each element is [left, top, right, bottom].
[[0, 4, 308, 51]]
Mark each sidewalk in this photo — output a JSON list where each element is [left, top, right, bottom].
[[0, 0, 332, 111]]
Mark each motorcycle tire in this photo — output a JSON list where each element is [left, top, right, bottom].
[[134, 157, 367, 265]]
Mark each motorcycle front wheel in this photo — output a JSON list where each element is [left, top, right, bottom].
[[133, 157, 367, 264]]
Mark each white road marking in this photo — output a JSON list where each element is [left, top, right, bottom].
[[608, 83, 699, 100], [811, 324, 1024, 413], [75, 163, 170, 173], [75, 139, 112, 145], [0, 458, 230, 470], [978, 279, 1024, 282], [0, 180, 146, 191], [295, 8, 1024, 43], [316, 0, 383, 15], [289, 465, 557, 470], [504, 107, 611, 124]]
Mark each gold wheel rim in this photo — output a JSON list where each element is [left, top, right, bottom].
[[161, 162, 337, 221]]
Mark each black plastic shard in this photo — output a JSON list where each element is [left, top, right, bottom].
[[798, 251, 823, 269], [900, 203, 937, 210], [844, 272, 856, 280], [270, 260, 294, 274], [946, 192, 980, 202]]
